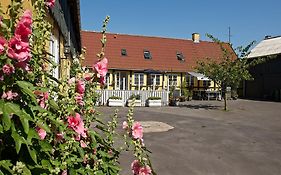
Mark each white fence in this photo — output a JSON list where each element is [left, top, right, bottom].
[[96, 90, 169, 106]]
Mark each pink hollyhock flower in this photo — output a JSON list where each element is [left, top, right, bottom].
[[15, 10, 32, 42], [83, 73, 92, 81], [76, 80, 85, 94], [139, 165, 152, 175], [122, 121, 128, 130], [7, 35, 30, 62], [131, 160, 141, 175], [93, 57, 108, 77], [0, 37, 6, 54], [2, 64, 15, 75], [15, 61, 30, 71], [0, 75, 3, 81], [80, 140, 87, 148], [45, 0, 55, 8], [132, 122, 143, 140], [75, 94, 84, 106], [67, 113, 86, 137], [1, 90, 18, 100], [36, 127, 47, 140]]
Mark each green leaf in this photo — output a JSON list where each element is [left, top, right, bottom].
[[41, 159, 51, 169], [16, 81, 37, 103], [2, 111, 11, 131], [0, 124, 3, 133], [3, 103, 33, 134], [27, 128, 39, 144], [22, 166, 32, 175], [11, 130, 24, 154], [27, 147, 37, 164], [0, 100, 4, 115], [19, 116, 29, 134], [0, 160, 13, 174], [49, 99, 59, 111], [39, 141, 52, 152]]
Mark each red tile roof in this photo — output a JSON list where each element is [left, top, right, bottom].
[[81, 31, 236, 72]]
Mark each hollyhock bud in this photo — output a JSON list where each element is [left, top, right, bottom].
[[2, 64, 15, 75], [15, 61, 31, 71], [68, 77, 76, 85], [83, 73, 92, 81], [76, 80, 85, 94], [132, 122, 143, 140], [1, 90, 18, 100], [56, 132, 64, 142], [80, 140, 87, 148], [45, 0, 56, 8], [38, 92, 49, 109], [122, 121, 128, 130], [36, 127, 47, 140], [93, 57, 108, 77], [0, 37, 6, 54], [131, 160, 141, 175], [139, 165, 152, 175], [75, 94, 84, 106], [61, 170, 67, 175]]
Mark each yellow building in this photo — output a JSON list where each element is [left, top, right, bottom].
[[1, 0, 81, 79], [81, 31, 235, 98]]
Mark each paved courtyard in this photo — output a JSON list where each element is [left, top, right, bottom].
[[98, 99, 281, 175]]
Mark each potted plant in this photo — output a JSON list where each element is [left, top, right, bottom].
[[127, 94, 141, 107], [147, 96, 162, 107], [108, 96, 124, 107], [169, 97, 180, 106]]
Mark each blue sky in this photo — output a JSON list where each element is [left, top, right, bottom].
[[80, 0, 281, 48]]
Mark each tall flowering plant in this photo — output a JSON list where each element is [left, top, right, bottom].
[[0, 0, 155, 174]]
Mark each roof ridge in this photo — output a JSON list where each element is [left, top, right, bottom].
[[81, 30, 217, 43]]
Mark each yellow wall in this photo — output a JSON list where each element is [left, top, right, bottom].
[[101, 71, 220, 92]]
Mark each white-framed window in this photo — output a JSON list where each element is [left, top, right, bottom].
[[149, 74, 160, 85], [106, 73, 110, 85], [186, 75, 194, 86], [168, 74, 177, 86], [203, 80, 211, 87], [134, 73, 144, 85], [115, 72, 120, 89], [50, 34, 60, 79]]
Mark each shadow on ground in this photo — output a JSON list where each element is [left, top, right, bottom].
[[178, 103, 221, 110]]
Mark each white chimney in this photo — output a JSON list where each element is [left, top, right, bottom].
[[192, 33, 200, 43]]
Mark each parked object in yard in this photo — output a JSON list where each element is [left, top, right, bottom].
[[108, 96, 124, 107], [147, 97, 162, 107]]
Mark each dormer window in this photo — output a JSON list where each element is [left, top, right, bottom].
[[144, 50, 152, 59], [177, 52, 184, 61], [121, 49, 127, 56]]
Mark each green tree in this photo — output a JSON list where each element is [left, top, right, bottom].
[[196, 34, 254, 111]]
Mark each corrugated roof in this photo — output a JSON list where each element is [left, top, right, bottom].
[[248, 36, 281, 58], [81, 31, 236, 72]]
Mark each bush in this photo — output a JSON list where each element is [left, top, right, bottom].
[[129, 94, 141, 100], [0, 1, 155, 174], [147, 96, 161, 100], [109, 96, 122, 100]]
